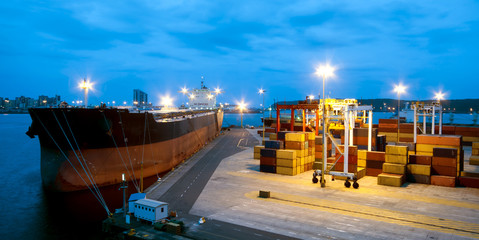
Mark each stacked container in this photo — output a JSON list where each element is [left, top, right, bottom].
[[431, 147, 458, 187], [378, 145, 408, 187], [365, 151, 385, 176], [313, 136, 332, 170], [378, 119, 398, 143], [332, 145, 358, 173], [470, 142, 479, 165], [407, 154, 432, 184]]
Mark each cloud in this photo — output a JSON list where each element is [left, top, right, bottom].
[[1, 0, 479, 103]]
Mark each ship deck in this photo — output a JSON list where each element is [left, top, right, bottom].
[[111, 128, 479, 239]]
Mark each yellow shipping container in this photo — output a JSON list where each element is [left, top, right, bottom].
[[399, 133, 414, 138], [269, 133, 277, 140], [254, 145, 265, 153], [416, 151, 433, 156], [277, 158, 296, 167], [408, 151, 415, 156], [358, 159, 366, 168], [285, 132, 306, 142], [464, 136, 479, 143], [416, 144, 459, 153], [382, 163, 406, 175], [386, 145, 408, 156], [299, 157, 305, 166], [254, 153, 260, 159], [300, 165, 305, 173], [377, 173, 404, 187], [385, 155, 408, 165], [307, 132, 316, 140], [407, 164, 431, 176], [472, 142, 479, 149], [276, 166, 297, 176], [277, 150, 296, 159], [358, 150, 367, 160], [470, 156, 479, 165], [294, 149, 306, 158]]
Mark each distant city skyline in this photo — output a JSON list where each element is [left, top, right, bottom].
[[1, 1, 478, 107]]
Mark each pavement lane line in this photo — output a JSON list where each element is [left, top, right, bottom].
[[245, 191, 479, 239], [229, 171, 479, 210]]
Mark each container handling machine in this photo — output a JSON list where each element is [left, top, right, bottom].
[[312, 99, 374, 189]]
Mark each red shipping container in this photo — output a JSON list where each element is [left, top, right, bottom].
[[367, 151, 386, 161], [432, 157, 456, 168], [409, 155, 432, 165], [431, 165, 457, 177], [458, 176, 479, 188], [431, 175, 456, 187], [260, 157, 276, 166], [366, 168, 382, 177]]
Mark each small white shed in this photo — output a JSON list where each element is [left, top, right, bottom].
[[133, 199, 168, 223]]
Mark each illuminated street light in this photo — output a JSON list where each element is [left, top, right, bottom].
[[237, 101, 247, 128], [259, 88, 267, 143], [394, 83, 407, 142], [180, 87, 188, 95], [214, 87, 222, 95], [79, 78, 93, 108], [309, 95, 315, 100], [161, 96, 173, 108], [315, 63, 335, 188], [434, 91, 445, 103]]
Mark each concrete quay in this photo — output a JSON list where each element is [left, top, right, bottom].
[[144, 128, 479, 239]]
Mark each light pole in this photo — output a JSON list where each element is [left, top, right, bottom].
[[394, 84, 406, 142], [79, 78, 92, 108], [315, 64, 335, 188], [259, 89, 266, 143], [434, 91, 445, 135], [238, 101, 247, 128], [434, 91, 445, 104]]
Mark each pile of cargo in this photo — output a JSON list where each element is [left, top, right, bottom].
[[340, 128, 378, 150], [365, 151, 385, 176], [430, 147, 459, 187], [330, 145, 358, 173], [255, 131, 315, 175], [470, 142, 479, 165], [377, 146, 408, 187], [378, 119, 399, 143], [312, 136, 332, 170], [408, 155, 432, 184]]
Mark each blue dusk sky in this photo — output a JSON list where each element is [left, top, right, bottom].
[[1, 1, 478, 107]]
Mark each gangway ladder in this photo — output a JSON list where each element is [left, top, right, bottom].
[[313, 104, 373, 188]]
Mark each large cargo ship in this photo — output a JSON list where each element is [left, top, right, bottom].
[[26, 85, 223, 192]]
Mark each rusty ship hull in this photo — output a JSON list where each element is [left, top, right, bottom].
[[27, 108, 223, 192]]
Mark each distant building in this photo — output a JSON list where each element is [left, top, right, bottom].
[[133, 89, 148, 106]]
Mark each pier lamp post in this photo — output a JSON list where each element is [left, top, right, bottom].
[[315, 64, 335, 188], [393, 84, 406, 142], [179, 87, 189, 106], [259, 89, 266, 143], [434, 91, 445, 104], [161, 96, 173, 109], [238, 101, 247, 128], [79, 78, 92, 108]]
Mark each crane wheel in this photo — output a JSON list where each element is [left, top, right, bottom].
[[353, 181, 359, 189], [312, 177, 318, 183], [344, 180, 351, 188]]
